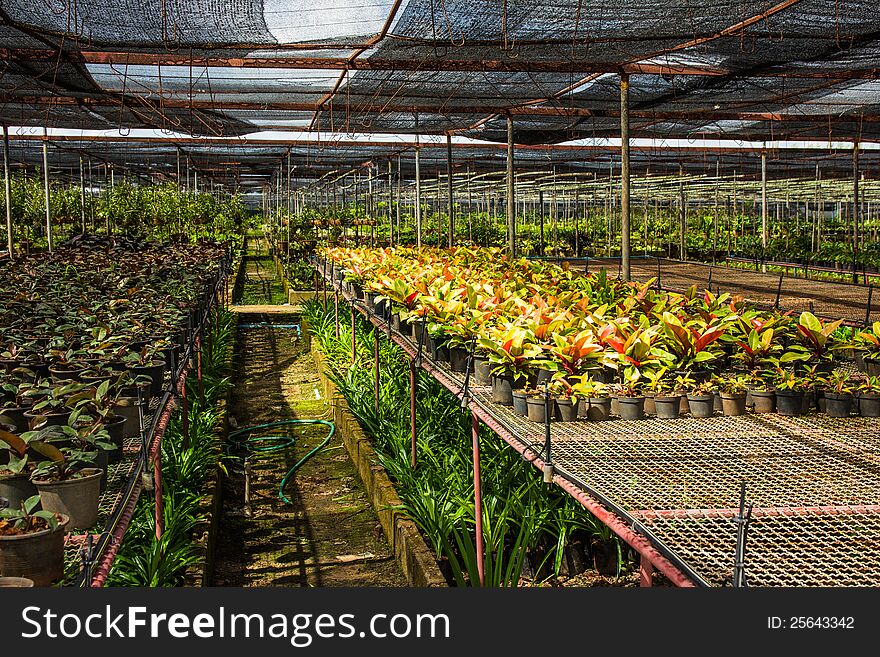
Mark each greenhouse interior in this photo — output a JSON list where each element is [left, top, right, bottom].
[[2, 1, 880, 591]]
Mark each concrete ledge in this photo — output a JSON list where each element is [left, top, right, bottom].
[[310, 341, 448, 588]]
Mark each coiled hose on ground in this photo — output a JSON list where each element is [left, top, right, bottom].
[[227, 419, 336, 505]]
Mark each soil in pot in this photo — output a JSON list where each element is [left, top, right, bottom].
[[824, 392, 853, 418], [473, 358, 492, 386], [750, 390, 776, 414], [653, 395, 682, 419], [491, 373, 523, 405], [617, 396, 645, 421], [512, 391, 528, 416], [555, 397, 578, 422], [34, 468, 103, 530], [687, 394, 715, 418], [527, 396, 549, 423], [775, 389, 805, 416], [0, 514, 69, 586], [0, 473, 38, 510], [721, 392, 747, 416], [858, 393, 880, 417]]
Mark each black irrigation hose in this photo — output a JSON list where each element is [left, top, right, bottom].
[[227, 420, 335, 505]]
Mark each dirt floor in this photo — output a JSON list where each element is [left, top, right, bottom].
[[212, 255, 406, 587]]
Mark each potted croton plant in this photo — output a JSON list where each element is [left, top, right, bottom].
[[772, 368, 808, 417], [686, 379, 716, 418], [29, 440, 104, 530], [479, 324, 543, 406], [746, 372, 776, 414], [855, 374, 880, 417], [548, 377, 579, 422], [0, 494, 69, 587], [571, 377, 611, 422], [711, 374, 748, 417], [820, 371, 855, 418], [123, 346, 167, 397]]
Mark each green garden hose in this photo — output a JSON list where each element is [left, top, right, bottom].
[[227, 419, 336, 505]]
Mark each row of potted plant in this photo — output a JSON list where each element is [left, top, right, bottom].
[[0, 242, 228, 586]]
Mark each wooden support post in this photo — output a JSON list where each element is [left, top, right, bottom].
[[2, 125, 12, 258], [409, 358, 417, 469], [506, 116, 515, 256], [472, 411, 485, 586], [620, 73, 631, 282]]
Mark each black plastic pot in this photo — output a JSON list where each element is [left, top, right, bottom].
[[449, 347, 470, 373], [859, 393, 880, 417], [555, 397, 578, 422], [512, 391, 528, 416], [432, 341, 450, 363], [102, 416, 127, 463], [491, 373, 523, 405], [686, 394, 715, 418], [390, 313, 402, 332], [721, 392, 747, 416], [775, 389, 804, 416], [473, 357, 492, 386], [526, 396, 548, 423], [654, 395, 681, 419], [865, 358, 880, 378], [617, 396, 645, 421], [801, 389, 816, 414], [750, 390, 776, 414], [0, 473, 38, 511], [581, 397, 611, 421], [0, 406, 30, 433], [130, 360, 167, 397], [824, 392, 853, 418]]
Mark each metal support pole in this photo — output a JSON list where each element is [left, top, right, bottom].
[[761, 147, 768, 272], [415, 130, 422, 247], [153, 447, 164, 540], [42, 130, 52, 252], [196, 335, 204, 407], [678, 164, 685, 261], [334, 290, 340, 340], [79, 155, 86, 235], [181, 373, 190, 451], [471, 411, 485, 586], [620, 73, 631, 281], [409, 359, 417, 469], [2, 125, 12, 258], [446, 134, 454, 248], [639, 556, 655, 587], [506, 116, 516, 256], [374, 328, 380, 415], [351, 304, 356, 365], [713, 160, 719, 265], [853, 140, 861, 282]]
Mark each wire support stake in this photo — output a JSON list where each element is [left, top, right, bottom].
[[733, 481, 754, 588], [459, 335, 477, 409]]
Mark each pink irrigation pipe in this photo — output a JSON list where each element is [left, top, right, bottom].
[[332, 275, 697, 588]]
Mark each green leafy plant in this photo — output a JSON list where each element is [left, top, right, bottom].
[[0, 494, 59, 533]]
